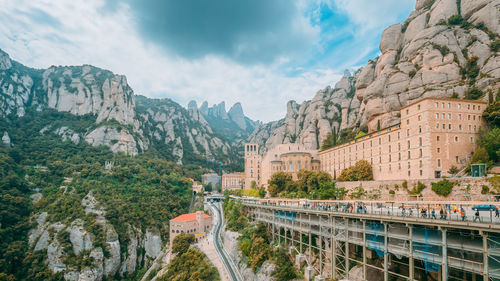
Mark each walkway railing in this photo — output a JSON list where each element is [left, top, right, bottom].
[[236, 197, 500, 225]]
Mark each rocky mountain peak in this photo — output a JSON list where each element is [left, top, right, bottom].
[[228, 102, 246, 130], [0, 49, 12, 70], [187, 100, 198, 110], [199, 101, 209, 115]]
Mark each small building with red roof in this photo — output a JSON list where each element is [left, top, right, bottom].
[[169, 211, 212, 248]]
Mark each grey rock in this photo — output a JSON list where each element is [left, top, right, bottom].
[[69, 219, 93, 255], [228, 102, 246, 130], [2, 132, 11, 146]]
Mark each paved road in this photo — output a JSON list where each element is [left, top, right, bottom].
[[209, 202, 243, 281]]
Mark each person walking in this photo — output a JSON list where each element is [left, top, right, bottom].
[[495, 207, 499, 218], [474, 209, 481, 222], [460, 210, 466, 221], [431, 209, 436, 219]]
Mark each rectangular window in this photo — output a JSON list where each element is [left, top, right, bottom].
[[437, 159, 441, 167]]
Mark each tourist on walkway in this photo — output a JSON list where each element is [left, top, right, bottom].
[[431, 209, 436, 219], [474, 209, 481, 222], [495, 207, 499, 218], [460, 210, 466, 221]]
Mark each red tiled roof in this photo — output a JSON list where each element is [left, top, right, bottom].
[[171, 213, 211, 222]]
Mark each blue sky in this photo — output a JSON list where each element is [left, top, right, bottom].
[[0, 0, 414, 121]]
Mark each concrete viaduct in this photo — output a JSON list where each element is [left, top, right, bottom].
[[239, 197, 500, 281]]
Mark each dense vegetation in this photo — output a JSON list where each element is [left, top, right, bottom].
[[267, 170, 347, 199], [431, 180, 457, 197], [223, 199, 298, 280], [157, 233, 219, 281], [0, 109, 204, 280], [337, 160, 374, 182]]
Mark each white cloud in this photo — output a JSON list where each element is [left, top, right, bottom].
[[0, 0, 342, 122], [332, 0, 414, 33], [0, 0, 414, 122]]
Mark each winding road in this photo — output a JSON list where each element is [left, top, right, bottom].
[[209, 201, 244, 281]]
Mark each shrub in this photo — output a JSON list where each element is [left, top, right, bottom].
[[408, 181, 427, 195], [389, 189, 396, 195], [409, 70, 417, 78], [465, 87, 483, 100], [448, 165, 459, 175], [491, 40, 500, 52], [481, 185, 490, 195], [447, 14, 463, 25], [477, 128, 500, 162], [462, 56, 480, 83], [350, 186, 366, 199], [431, 179, 456, 197]]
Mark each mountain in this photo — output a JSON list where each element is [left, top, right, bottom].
[[193, 100, 258, 143], [250, 0, 500, 152], [0, 49, 242, 169]]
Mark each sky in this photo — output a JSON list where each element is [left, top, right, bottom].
[[0, 0, 414, 122]]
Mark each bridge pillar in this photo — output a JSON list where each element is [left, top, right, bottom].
[[384, 223, 388, 281], [345, 218, 349, 280], [305, 266, 315, 281], [309, 214, 312, 265], [409, 225, 414, 281], [331, 215, 337, 280], [483, 232, 489, 280], [442, 228, 448, 281], [362, 220, 367, 281]]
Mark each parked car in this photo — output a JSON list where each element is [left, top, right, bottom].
[[472, 205, 497, 211]]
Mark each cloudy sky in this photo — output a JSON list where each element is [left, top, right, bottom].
[[0, 0, 414, 121]]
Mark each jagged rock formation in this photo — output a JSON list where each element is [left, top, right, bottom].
[[248, 70, 361, 151], [250, 0, 500, 151], [0, 49, 243, 164], [28, 193, 163, 281], [192, 100, 258, 143]]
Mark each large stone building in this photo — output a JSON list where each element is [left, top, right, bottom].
[[245, 98, 487, 187], [169, 211, 212, 248], [319, 98, 486, 180], [244, 143, 320, 189], [221, 172, 244, 191]]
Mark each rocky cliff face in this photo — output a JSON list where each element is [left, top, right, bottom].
[[248, 70, 361, 151], [251, 0, 500, 151], [28, 192, 163, 281], [135, 96, 237, 165], [0, 49, 242, 164]]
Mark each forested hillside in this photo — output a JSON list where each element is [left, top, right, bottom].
[[0, 109, 204, 280]]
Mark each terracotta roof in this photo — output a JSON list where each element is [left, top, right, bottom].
[[171, 213, 211, 222]]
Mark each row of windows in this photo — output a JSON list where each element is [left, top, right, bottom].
[[434, 112, 481, 121], [403, 101, 483, 120], [435, 123, 479, 132], [433, 101, 481, 111]]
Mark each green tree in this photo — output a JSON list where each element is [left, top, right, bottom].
[[337, 160, 373, 181], [267, 172, 294, 197], [477, 128, 500, 162], [321, 132, 336, 150], [171, 233, 195, 254], [483, 101, 500, 128], [472, 146, 490, 164]]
